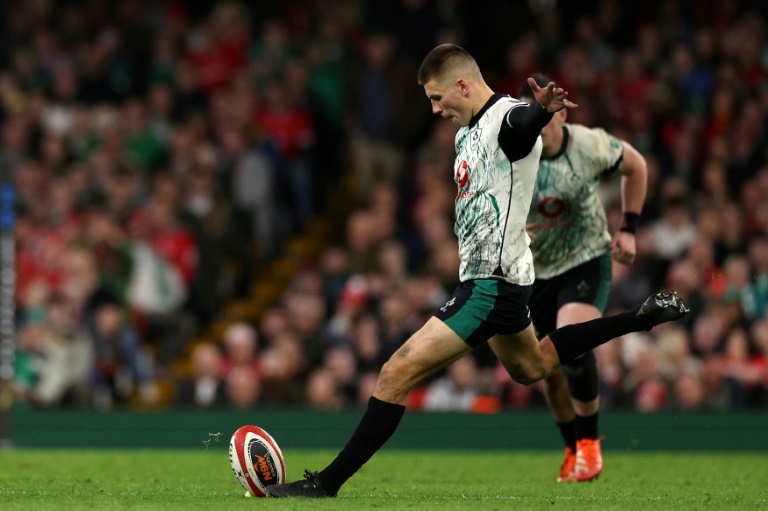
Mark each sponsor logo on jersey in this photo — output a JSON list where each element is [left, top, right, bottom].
[[538, 196, 567, 218], [455, 160, 469, 189]]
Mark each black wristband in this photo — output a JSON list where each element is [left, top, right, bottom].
[[620, 212, 640, 234]]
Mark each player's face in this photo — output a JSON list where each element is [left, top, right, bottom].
[[423, 78, 470, 126]]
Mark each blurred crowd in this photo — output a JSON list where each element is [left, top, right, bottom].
[[4, 0, 768, 413]]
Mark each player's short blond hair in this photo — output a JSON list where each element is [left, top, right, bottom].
[[417, 44, 482, 85]]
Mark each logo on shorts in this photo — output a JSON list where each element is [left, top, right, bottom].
[[440, 297, 457, 312], [577, 280, 590, 297]]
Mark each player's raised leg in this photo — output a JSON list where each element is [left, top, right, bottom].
[[491, 291, 689, 391], [266, 317, 472, 498], [543, 290, 687, 369]]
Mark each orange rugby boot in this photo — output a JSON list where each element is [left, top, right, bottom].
[[572, 437, 603, 482]]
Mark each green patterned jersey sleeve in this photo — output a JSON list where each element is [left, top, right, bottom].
[[580, 125, 625, 179]]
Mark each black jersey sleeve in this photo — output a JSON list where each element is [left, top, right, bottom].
[[497, 102, 554, 162]]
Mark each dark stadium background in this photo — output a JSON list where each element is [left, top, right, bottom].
[[2, 0, 768, 446]]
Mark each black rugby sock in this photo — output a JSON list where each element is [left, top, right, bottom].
[[558, 419, 577, 451], [319, 396, 405, 494], [575, 412, 599, 441], [549, 305, 647, 365]]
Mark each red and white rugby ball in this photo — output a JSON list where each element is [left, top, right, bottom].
[[229, 425, 286, 497]]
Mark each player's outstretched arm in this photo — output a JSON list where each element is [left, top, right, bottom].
[[610, 141, 647, 265], [526, 77, 578, 113]]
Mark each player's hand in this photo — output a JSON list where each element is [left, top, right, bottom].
[[610, 231, 636, 265], [526, 223, 537, 244], [527, 77, 578, 113]]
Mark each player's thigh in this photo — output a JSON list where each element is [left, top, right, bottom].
[[488, 324, 557, 384], [556, 254, 612, 316], [383, 317, 472, 384], [529, 278, 559, 338], [548, 254, 611, 357], [557, 302, 602, 327]]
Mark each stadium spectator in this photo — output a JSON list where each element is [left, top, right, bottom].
[[348, 32, 406, 201], [224, 365, 261, 410], [422, 354, 480, 412], [90, 302, 155, 409], [15, 294, 94, 408], [253, 76, 315, 231], [258, 306, 290, 347], [322, 346, 359, 404], [219, 322, 260, 379], [284, 290, 329, 371], [325, 274, 370, 346], [672, 364, 707, 411], [259, 331, 304, 404], [305, 367, 344, 411], [717, 327, 762, 409], [217, 122, 282, 259], [175, 342, 226, 409]]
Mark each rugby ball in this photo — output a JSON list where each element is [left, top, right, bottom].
[[229, 425, 286, 497]]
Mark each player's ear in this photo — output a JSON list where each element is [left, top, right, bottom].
[[456, 78, 469, 96]]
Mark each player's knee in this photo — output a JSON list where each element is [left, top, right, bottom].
[[518, 369, 547, 386], [563, 352, 596, 376], [377, 359, 399, 389], [379, 356, 398, 377], [376, 356, 414, 399], [562, 351, 599, 401], [507, 363, 547, 386]]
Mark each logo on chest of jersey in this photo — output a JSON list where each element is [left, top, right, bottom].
[[538, 196, 567, 218], [469, 128, 483, 150], [455, 160, 470, 189]]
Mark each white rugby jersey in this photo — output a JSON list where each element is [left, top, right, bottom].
[[453, 94, 543, 285], [527, 123, 624, 279]]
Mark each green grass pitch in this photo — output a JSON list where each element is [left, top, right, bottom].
[[1, 449, 766, 510]]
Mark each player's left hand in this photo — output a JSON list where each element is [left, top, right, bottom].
[[610, 231, 636, 265], [527, 77, 578, 113]]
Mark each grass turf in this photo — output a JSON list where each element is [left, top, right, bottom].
[[1, 449, 767, 510]]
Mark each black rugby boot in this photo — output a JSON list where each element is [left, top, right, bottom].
[[266, 470, 336, 498], [635, 290, 689, 329]]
